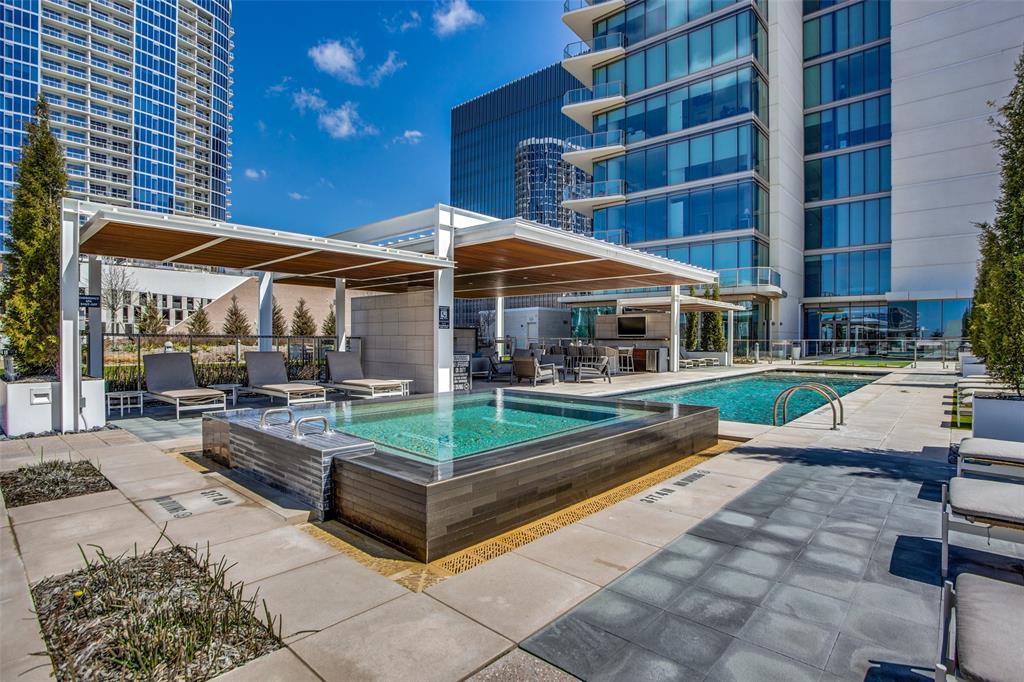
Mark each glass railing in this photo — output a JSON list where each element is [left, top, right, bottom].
[[717, 267, 782, 289], [564, 32, 624, 60], [563, 0, 618, 13], [564, 179, 626, 202], [563, 80, 624, 107], [565, 129, 625, 152]]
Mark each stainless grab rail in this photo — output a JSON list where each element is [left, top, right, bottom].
[[798, 382, 845, 425], [772, 384, 842, 430], [259, 407, 294, 429], [293, 415, 329, 439]]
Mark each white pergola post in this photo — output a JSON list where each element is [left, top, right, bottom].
[[334, 278, 346, 350], [727, 309, 735, 367], [59, 216, 81, 433], [87, 255, 103, 378], [670, 285, 681, 372], [433, 208, 455, 393], [257, 271, 273, 351], [494, 296, 505, 352]]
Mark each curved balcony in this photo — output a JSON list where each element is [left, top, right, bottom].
[[562, 32, 625, 86], [562, 129, 626, 174], [717, 267, 784, 297], [562, 0, 626, 42], [562, 179, 626, 218], [562, 81, 625, 130]]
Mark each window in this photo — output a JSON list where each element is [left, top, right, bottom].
[[803, 45, 890, 107], [713, 15, 737, 65], [689, 26, 712, 73], [626, 52, 645, 95], [805, 146, 891, 201], [646, 42, 666, 88]]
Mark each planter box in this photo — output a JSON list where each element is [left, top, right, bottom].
[[0, 378, 106, 437], [684, 352, 729, 366], [973, 393, 1024, 442], [962, 361, 987, 378]]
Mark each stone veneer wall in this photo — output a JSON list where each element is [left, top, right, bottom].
[[351, 290, 435, 393]]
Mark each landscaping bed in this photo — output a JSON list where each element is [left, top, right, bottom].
[[32, 544, 282, 681], [0, 459, 113, 507]]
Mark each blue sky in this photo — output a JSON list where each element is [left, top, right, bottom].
[[229, 0, 576, 235]]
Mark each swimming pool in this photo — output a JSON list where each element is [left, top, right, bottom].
[[625, 372, 875, 424]]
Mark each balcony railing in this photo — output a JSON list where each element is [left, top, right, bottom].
[[564, 32, 624, 60], [717, 267, 782, 289], [563, 80, 624, 107], [565, 129, 625, 152], [564, 179, 626, 202], [563, 0, 618, 12]]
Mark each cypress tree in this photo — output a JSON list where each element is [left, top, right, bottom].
[[0, 96, 66, 377], [186, 302, 211, 335], [321, 303, 336, 337], [700, 284, 727, 352], [222, 295, 252, 336], [136, 296, 166, 336], [271, 296, 287, 336], [685, 285, 700, 351], [290, 298, 317, 336]]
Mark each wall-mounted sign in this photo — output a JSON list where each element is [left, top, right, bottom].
[[79, 294, 101, 308], [453, 353, 471, 392], [438, 305, 451, 329]]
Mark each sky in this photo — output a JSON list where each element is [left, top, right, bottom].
[[228, 0, 576, 236]]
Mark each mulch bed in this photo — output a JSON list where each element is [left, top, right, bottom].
[[0, 459, 113, 508], [32, 544, 282, 681]]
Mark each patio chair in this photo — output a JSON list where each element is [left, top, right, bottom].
[[487, 353, 513, 382], [575, 355, 612, 384], [936, 574, 1024, 682], [941, 477, 1024, 577], [470, 356, 491, 382], [513, 356, 558, 387], [957, 437, 1024, 481], [539, 354, 566, 380], [322, 351, 410, 399], [243, 351, 327, 406], [143, 352, 226, 420]]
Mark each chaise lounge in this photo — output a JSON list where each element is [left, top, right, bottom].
[[956, 437, 1024, 480], [940, 477, 1024, 578], [936, 573, 1024, 681], [322, 351, 411, 399], [143, 352, 227, 420], [243, 351, 326, 406]]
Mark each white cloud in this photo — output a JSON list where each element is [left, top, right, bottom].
[[256, 120, 267, 134], [265, 76, 292, 96], [317, 177, 335, 190], [244, 168, 268, 180], [368, 50, 406, 87], [433, 0, 484, 37], [308, 39, 364, 85], [393, 130, 424, 145], [384, 9, 421, 33], [318, 102, 378, 140], [288, 192, 309, 201], [292, 88, 327, 113]]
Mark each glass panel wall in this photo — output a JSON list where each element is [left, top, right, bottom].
[[804, 94, 890, 154], [803, 247, 890, 296], [803, 44, 890, 107], [804, 145, 890, 201], [804, 197, 890, 248], [803, 0, 890, 60], [804, 299, 972, 339]]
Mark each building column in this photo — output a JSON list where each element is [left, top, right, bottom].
[[87, 256, 103, 378], [727, 309, 735, 367], [59, 215, 81, 433], [670, 285, 681, 372], [433, 207, 455, 393], [335, 278, 346, 350], [494, 296, 505, 353], [257, 271, 273, 351]]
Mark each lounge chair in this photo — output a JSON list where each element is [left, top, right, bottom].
[[143, 352, 226, 420], [243, 351, 326, 406], [936, 574, 1024, 681], [941, 477, 1024, 577], [957, 437, 1024, 481], [487, 353, 513, 382], [322, 351, 411, 399], [575, 355, 612, 383], [513, 356, 558, 386]]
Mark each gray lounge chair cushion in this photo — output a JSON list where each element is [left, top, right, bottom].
[[144, 352, 198, 392], [960, 438, 1024, 466], [244, 351, 289, 387], [949, 477, 1024, 526], [326, 351, 364, 381], [955, 573, 1024, 682], [255, 383, 324, 395], [342, 379, 404, 389], [150, 387, 224, 403]]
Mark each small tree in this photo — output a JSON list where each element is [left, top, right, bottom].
[[0, 96, 66, 376], [271, 296, 287, 337], [102, 261, 136, 333], [685, 286, 700, 351], [700, 284, 727, 352], [186, 302, 211, 336], [136, 296, 166, 336], [222, 294, 252, 336], [321, 303, 336, 337], [290, 298, 317, 336], [970, 51, 1024, 395]]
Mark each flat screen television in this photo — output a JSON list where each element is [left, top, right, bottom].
[[617, 316, 647, 337]]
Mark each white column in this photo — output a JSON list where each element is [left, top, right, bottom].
[[727, 309, 735, 366], [334, 278, 346, 350], [494, 296, 505, 352], [433, 207, 455, 393], [670, 285, 681, 372], [257, 271, 273, 351], [59, 216, 81, 433], [87, 255, 103, 378]]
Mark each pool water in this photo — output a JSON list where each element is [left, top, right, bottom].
[[329, 392, 650, 462], [626, 372, 874, 425]]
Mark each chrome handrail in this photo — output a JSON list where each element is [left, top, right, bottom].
[[259, 407, 293, 429], [293, 415, 329, 439], [798, 382, 845, 425], [772, 384, 841, 430]]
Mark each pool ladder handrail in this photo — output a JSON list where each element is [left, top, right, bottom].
[[259, 407, 294, 429], [293, 415, 329, 439], [772, 383, 845, 429]]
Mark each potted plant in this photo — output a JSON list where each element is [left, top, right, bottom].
[[0, 96, 105, 436], [968, 53, 1024, 441]]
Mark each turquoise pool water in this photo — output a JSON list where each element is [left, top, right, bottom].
[[625, 372, 874, 425], [329, 392, 650, 462]]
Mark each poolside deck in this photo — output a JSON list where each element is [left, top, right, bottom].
[[3, 363, 1010, 681]]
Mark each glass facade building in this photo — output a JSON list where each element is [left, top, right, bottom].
[[1, 0, 233, 251], [514, 137, 591, 234]]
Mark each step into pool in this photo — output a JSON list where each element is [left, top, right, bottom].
[[623, 371, 876, 425]]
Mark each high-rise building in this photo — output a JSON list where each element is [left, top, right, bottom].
[[558, 0, 1023, 345], [1, 0, 234, 251], [514, 137, 590, 234]]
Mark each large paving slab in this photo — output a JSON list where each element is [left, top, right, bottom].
[[513, 523, 658, 586]]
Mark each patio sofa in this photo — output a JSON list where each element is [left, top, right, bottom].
[[243, 351, 326, 406], [936, 573, 1024, 681], [941, 477, 1024, 578], [512, 356, 558, 387], [143, 352, 226, 420], [957, 437, 1024, 480], [322, 351, 411, 399]]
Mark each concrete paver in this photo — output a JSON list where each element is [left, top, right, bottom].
[[513, 523, 657, 586]]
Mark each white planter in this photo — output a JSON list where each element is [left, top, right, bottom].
[[973, 393, 1024, 442], [962, 361, 987, 377], [80, 378, 106, 431], [684, 352, 729, 366], [0, 378, 106, 437]]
